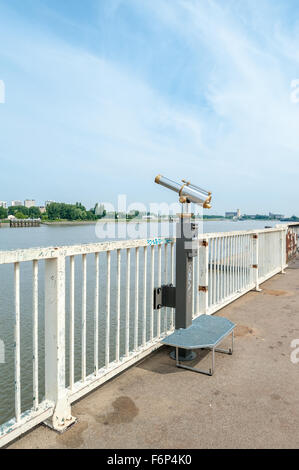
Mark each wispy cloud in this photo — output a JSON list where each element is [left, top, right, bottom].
[[131, 0, 299, 210], [0, 0, 298, 213]]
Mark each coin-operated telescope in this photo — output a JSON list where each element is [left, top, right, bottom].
[[154, 175, 212, 360], [155, 175, 212, 208]]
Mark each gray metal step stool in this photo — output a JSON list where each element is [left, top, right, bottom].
[[161, 315, 236, 376]]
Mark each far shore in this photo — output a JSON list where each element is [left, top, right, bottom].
[[0, 218, 289, 229], [41, 218, 226, 226]]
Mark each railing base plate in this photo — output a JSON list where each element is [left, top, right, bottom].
[[44, 415, 77, 434]]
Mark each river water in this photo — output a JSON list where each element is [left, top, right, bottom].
[[0, 220, 277, 426], [0, 219, 276, 251]]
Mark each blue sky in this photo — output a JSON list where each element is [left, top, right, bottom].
[[0, 0, 299, 214]]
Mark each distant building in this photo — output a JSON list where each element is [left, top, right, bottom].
[[95, 203, 105, 217], [269, 212, 284, 220], [39, 206, 46, 214], [45, 200, 55, 207], [11, 200, 22, 207], [226, 209, 241, 219], [0, 201, 7, 209], [24, 199, 36, 209]]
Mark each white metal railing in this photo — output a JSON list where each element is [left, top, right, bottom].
[[0, 227, 289, 447], [192, 228, 287, 318]]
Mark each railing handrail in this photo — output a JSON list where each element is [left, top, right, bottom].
[[202, 226, 287, 239], [0, 238, 174, 265], [0, 226, 290, 265]]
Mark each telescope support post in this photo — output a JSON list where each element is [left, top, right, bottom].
[[171, 211, 198, 361]]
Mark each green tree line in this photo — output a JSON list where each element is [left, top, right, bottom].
[[0, 205, 42, 220], [0, 202, 108, 221], [46, 202, 98, 221]]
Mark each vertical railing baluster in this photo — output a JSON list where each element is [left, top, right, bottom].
[[134, 247, 139, 350], [164, 243, 168, 332], [226, 237, 230, 298], [235, 236, 239, 290], [143, 247, 147, 346], [213, 238, 216, 306], [237, 235, 240, 290], [198, 239, 209, 315], [252, 234, 260, 291], [230, 236, 233, 295], [243, 236, 246, 288], [214, 238, 218, 304], [222, 237, 225, 298], [217, 237, 220, 303], [242, 236, 245, 288], [223, 237, 227, 300], [221, 237, 223, 300], [231, 236, 234, 293], [196, 239, 200, 315], [150, 245, 155, 341], [69, 256, 75, 389], [229, 236, 231, 296], [81, 254, 87, 382], [224, 237, 227, 298], [229, 237, 233, 295], [208, 239, 212, 308], [220, 238, 223, 301], [45, 255, 74, 430], [94, 253, 99, 374], [249, 235, 252, 285], [32, 260, 39, 410], [192, 254, 195, 317], [228, 236, 230, 296], [116, 249, 121, 362], [241, 236, 244, 289], [171, 242, 175, 329], [157, 244, 162, 337], [244, 235, 247, 287], [226, 237, 230, 297], [249, 235, 253, 285], [240, 236, 243, 289], [242, 235, 247, 289], [235, 235, 238, 290], [246, 235, 251, 286], [125, 249, 130, 357], [239, 235, 242, 289], [14, 262, 21, 422], [221, 237, 224, 301], [105, 251, 111, 368]]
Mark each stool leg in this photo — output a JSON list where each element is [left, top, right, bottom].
[[176, 348, 213, 376], [214, 331, 234, 355], [210, 348, 215, 376], [176, 347, 179, 367]]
